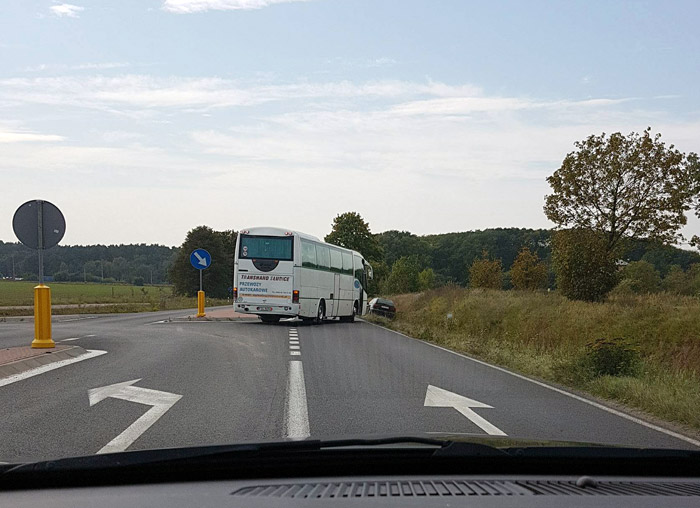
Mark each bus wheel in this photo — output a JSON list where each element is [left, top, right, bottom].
[[260, 315, 280, 324], [341, 303, 356, 323], [315, 301, 325, 325]]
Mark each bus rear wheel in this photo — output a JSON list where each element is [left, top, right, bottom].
[[260, 315, 281, 324], [315, 301, 325, 325], [340, 302, 357, 323]]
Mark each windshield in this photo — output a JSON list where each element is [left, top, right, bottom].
[[0, 0, 699, 467]]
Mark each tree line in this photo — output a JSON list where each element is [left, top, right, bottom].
[[0, 241, 176, 285]]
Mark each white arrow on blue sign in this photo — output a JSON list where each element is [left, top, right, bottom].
[[190, 249, 211, 270]]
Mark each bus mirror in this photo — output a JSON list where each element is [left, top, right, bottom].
[[366, 263, 373, 280]]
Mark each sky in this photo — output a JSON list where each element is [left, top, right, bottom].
[[1, 0, 700, 247]]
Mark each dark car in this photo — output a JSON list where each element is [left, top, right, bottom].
[[368, 297, 396, 318]]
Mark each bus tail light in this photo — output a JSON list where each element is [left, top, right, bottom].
[[233, 287, 238, 300], [292, 290, 299, 304]]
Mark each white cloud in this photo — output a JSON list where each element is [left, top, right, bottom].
[[23, 62, 129, 72], [49, 3, 84, 18], [162, 0, 311, 14], [0, 130, 64, 143]]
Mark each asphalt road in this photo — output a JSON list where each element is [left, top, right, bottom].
[[0, 308, 697, 463]]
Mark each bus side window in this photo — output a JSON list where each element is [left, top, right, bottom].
[[342, 252, 353, 275], [301, 240, 317, 268], [316, 245, 331, 270], [330, 249, 342, 273]]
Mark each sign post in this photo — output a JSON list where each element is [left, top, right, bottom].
[[190, 249, 211, 318], [12, 200, 66, 348]]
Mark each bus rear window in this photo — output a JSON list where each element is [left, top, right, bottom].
[[239, 235, 293, 261]]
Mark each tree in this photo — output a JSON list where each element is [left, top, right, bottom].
[[552, 229, 618, 302], [510, 247, 548, 290], [545, 129, 698, 253], [366, 260, 389, 296], [168, 226, 237, 298], [662, 265, 689, 295], [620, 260, 661, 293], [417, 268, 436, 291], [385, 256, 420, 294], [325, 212, 382, 261], [468, 251, 503, 289]]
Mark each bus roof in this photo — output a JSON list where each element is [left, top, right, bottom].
[[239, 226, 366, 260]]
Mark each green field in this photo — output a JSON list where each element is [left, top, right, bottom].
[[0, 280, 230, 315], [367, 287, 700, 435]]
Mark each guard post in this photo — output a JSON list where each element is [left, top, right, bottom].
[[190, 249, 211, 318]]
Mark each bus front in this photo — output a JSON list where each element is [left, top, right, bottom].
[[233, 228, 298, 323]]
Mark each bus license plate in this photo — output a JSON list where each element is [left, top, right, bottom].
[[259, 307, 273, 312]]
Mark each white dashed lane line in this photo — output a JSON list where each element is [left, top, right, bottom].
[[284, 327, 310, 438]]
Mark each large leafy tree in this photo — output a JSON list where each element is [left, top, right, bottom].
[[545, 129, 699, 253], [324, 212, 382, 261], [169, 226, 236, 298]]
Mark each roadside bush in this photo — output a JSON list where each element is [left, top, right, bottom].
[[552, 229, 618, 301], [468, 251, 503, 289], [584, 337, 640, 377], [620, 261, 661, 294]]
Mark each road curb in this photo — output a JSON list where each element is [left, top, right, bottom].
[[0, 346, 89, 380]]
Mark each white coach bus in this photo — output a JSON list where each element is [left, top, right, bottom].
[[233, 227, 373, 324]]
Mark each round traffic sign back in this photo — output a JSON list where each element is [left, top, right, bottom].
[[12, 200, 66, 250]]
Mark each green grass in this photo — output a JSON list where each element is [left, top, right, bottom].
[[366, 287, 700, 434], [0, 280, 230, 315]]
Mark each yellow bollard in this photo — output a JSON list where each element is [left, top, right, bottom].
[[196, 290, 206, 318], [31, 284, 55, 348]]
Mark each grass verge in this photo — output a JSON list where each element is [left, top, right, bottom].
[[365, 287, 700, 434]]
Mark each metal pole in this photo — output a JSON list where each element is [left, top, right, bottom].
[[37, 200, 44, 284], [200, 268, 203, 292]]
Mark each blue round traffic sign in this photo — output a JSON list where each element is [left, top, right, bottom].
[[190, 249, 211, 270]]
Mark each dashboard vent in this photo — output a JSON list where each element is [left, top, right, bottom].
[[232, 480, 700, 499]]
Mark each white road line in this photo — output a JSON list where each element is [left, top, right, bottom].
[[0, 350, 108, 388], [60, 337, 80, 342], [289, 341, 300, 345], [290, 351, 301, 356], [284, 360, 310, 439], [289, 345, 301, 350], [361, 320, 700, 448], [84, 334, 96, 337]]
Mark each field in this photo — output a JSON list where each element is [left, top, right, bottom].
[[367, 287, 700, 434], [0, 280, 230, 315]]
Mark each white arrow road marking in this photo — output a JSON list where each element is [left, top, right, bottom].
[[193, 251, 208, 267], [424, 384, 506, 436], [89, 379, 182, 454]]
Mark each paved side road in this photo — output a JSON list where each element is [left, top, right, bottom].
[[0, 309, 696, 463]]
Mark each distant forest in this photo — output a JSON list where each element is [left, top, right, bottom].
[[0, 242, 176, 284], [1, 227, 699, 287]]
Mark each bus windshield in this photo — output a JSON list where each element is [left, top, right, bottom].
[[239, 235, 293, 261]]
